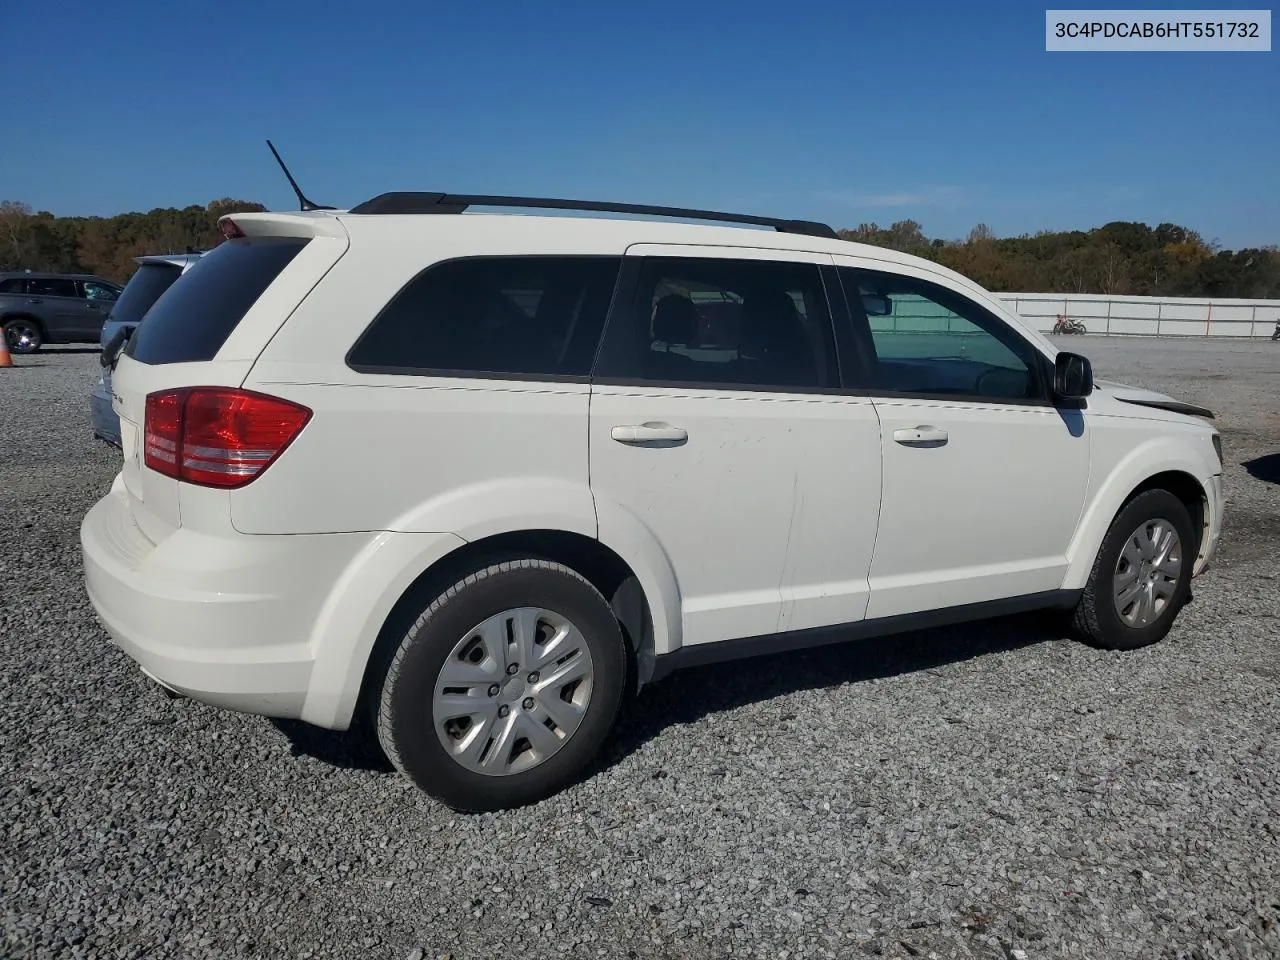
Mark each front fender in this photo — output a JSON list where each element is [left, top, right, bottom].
[[1063, 434, 1217, 590]]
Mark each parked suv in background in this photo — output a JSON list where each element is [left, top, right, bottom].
[[0, 272, 123, 353], [92, 253, 203, 446], [80, 194, 1224, 812]]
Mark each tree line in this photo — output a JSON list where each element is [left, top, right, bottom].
[[837, 220, 1280, 299], [1, 198, 1276, 299], [0, 199, 266, 284]]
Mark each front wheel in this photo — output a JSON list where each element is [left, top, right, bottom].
[[375, 559, 628, 811], [1071, 489, 1196, 650]]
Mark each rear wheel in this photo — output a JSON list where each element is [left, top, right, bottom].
[[3, 317, 43, 353], [376, 558, 627, 811], [1072, 489, 1195, 650]]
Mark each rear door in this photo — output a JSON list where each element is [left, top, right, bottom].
[[589, 245, 883, 650], [80, 279, 120, 338], [111, 226, 346, 541]]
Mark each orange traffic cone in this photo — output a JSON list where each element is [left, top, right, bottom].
[[0, 332, 12, 368]]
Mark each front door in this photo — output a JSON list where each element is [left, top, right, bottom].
[[79, 279, 120, 339], [832, 260, 1091, 620], [589, 246, 883, 650]]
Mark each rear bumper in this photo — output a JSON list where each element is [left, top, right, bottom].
[[80, 481, 363, 721], [80, 480, 466, 729]]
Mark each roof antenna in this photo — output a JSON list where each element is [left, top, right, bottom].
[[266, 139, 334, 211]]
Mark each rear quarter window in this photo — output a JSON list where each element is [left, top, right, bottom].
[[346, 256, 621, 378], [125, 238, 309, 365]]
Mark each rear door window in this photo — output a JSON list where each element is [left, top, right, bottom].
[[28, 278, 79, 298], [125, 238, 309, 365], [595, 256, 839, 390], [108, 263, 184, 325], [346, 256, 621, 378]]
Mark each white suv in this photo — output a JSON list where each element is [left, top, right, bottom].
[[80, 193, 1224, 811]]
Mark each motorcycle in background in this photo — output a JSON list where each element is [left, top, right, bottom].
[[1053, 314, 1087, 335]]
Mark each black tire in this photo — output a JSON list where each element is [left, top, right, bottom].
[[3, 316, 44, 354], [1072, 489, 1196, 650], [375, 558, 627, 812]]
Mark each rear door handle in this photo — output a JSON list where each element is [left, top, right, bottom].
[[26, 298, 42, 304], [893, 425, 948, 447], [611, 422, 689, 445]]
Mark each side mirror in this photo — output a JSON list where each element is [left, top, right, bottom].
[[861, 293, 892, 317], [1054, 351, 1093, 400]]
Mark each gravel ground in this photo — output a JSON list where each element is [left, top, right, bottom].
[[2, 338, 1278, 960]]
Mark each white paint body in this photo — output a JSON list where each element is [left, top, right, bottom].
[[80, 210, 1225, 731]]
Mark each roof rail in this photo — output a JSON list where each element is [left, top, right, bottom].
[[346, 192, 838, 239]]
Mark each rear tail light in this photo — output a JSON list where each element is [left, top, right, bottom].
[[144, 388, 311, 489]]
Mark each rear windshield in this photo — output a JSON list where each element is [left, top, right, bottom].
[[108, 262, 184, 326], [125, 238, 309, 365]]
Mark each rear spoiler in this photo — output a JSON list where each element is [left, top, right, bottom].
[[216, 211, 349, 241]]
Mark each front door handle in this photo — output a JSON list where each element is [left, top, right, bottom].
[[26, 298, 42, 304], [893, 425, 948, 447], [611, 422, 689, 445]]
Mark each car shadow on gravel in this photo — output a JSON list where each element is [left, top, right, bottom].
[[268, 613, 1058, 780], [1244, 453, 1280, 484], [269, 717, 395, 773], [598, 612, 1057, 771]]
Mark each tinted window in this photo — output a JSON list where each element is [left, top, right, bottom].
[[842, 267, 1040, 400], [109, 262, 185, 325], [0, 278, 27, 294], [347, 257, 621, 377], [125, 238, 309, 365], [28, 278, 78, 298], [83, 280, 120, 301], [608, 257, 837, 390]]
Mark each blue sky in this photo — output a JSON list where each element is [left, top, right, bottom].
[[3, 0, 1276, 246]]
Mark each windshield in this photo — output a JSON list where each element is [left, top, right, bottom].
[[108, 262, 185, 325]]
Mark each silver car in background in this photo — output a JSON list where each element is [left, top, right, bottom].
[[91, 253, 203, 445]]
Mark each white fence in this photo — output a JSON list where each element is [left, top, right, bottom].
[[994, 292, 1280, 338]]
